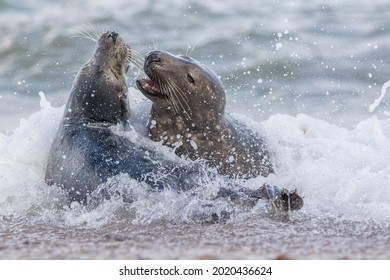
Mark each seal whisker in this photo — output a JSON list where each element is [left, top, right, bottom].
[[72, 24, 105, 42], [128, 53, 145, 69], [129, 53, 143, 63], [170, 85, 189, 113], [151, 35, 160, 50], [165, 81, 181, 113], [166, 81, 182, 114], [132, 57, 145, 70], [126, 49, 145, 72], [169, 82, 189, 106], [72, 29, 97, 42], [131, 61, 145, 73], [122, 47, 144, 73], [88, 23, 106, 41], [129, 48, 144, 60], [126, 56, 144, 72], [85, 24, 99, 40], [164, 79, 192, 117], [168, 81, 192, 115], [157, 79, 169, 105], [186, 41, 199, 57], [85, 23, 104, 40], [161, 80, 179, 113], [94, 25, 106, 40], [131, 57, 144, 67], [161, 79, 179, 112]]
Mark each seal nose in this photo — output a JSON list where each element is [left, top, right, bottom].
[[108, 31, 118, 43], [145, 51, 162, 67]]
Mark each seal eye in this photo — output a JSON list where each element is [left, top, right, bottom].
[[187, 74, 195, 84]]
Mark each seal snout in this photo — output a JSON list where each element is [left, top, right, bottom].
[[107, 31, 119, 43], [145, 51, 163, 68]]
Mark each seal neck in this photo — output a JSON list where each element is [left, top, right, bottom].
[[63, 68, 130, 126]]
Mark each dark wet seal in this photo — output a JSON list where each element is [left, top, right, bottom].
[[45, 31, 204, 204]]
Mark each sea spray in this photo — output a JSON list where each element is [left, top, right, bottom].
[[369, 80, 390, 113], [1, 92, 390, 225], [0, 92, 64, 216]]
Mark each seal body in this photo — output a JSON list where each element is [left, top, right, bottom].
[[45, 32, 200, 203], [137, 51, 274, 179]]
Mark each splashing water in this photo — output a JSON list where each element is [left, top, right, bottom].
[[369, 80, 390, 113], [1, 92, 390, 223], [1, 88, 390, 259]]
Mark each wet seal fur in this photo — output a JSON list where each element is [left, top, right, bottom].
[[45, 32, 303, 211], [137, 50, 274, 179], [137, 50, 303, 211], [45, 32, 203, 204]]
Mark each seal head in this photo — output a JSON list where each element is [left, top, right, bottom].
[[137, 51, 225, 126], [64, 31, 131, 126]]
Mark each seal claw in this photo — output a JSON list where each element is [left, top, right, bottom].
[[213, 184, 304, 213], [260, 184, 304, 212]]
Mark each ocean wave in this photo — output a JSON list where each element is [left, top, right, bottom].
[[1, 92, 389, 227]]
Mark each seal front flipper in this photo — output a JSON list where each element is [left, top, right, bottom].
[[256, 184, 304, 211], [215, 184, 304, 212]]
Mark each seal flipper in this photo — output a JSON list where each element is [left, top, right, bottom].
[[215, 183, 304, 212], [256, 184, 304, 211]]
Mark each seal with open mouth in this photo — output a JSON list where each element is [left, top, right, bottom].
[[136, 51, 303, 211], [136, 50, 274, 179]]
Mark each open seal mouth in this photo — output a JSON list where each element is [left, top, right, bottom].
[[136, 51, 167, 99], [136, 78, 165, 98], [136, 51, 191, 114]]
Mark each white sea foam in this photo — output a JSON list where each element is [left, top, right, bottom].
[[0, 92, 65, 216], [262, 113, 390, 221], [1, 91, 389, 226]]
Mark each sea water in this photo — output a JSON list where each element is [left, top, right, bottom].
[[0, 0, 389, 259]]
